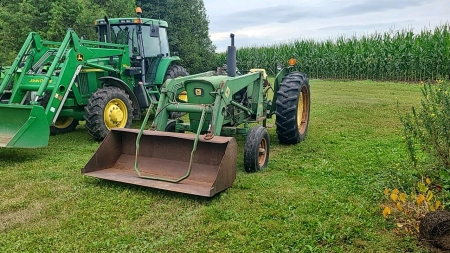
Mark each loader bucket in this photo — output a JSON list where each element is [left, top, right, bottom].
[[0, 104, 49, 148], [82, 128, 238, 197]]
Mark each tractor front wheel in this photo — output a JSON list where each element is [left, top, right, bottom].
[[50, 117, 79, 135], [164, 65, 189, 117], [275, 72, 310, 144], [244, 126, 270, 172], [84, 86, 133, 141]]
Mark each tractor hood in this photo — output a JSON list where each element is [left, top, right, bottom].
[[184, 75, 235, 104]]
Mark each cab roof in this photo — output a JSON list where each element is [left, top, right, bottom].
[[95, 18, 168, 27]]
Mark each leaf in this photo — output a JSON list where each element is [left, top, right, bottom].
[[390, 193, 399, 202], [383, 207, 391, 218], [384, 188, 389, 196], [399, 193, 407, 203], [426, 191, 433, 201], [416, 194, 425, 205], [396, 202, 404, 211], [435, 201, 442, 210], [417, 182, 428, 193], [426, 178, 431, 184]]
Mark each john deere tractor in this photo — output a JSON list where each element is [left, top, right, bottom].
[[82, 34, 311, 197], [0, 7, 188, 148]]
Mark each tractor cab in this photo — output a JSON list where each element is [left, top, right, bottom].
[[95, 18, 170, 59], [94, 8, 178, 85]]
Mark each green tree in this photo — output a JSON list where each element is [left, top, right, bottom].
[[0, 0, 134, 64], [139, 0, 216, 73]]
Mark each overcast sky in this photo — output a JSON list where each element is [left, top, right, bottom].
[[204, 0, 450, 51]]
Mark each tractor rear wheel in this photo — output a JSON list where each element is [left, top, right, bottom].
[[275, 72, 310, 144], [84, 86, 133, 141], [50, 117, 79, 135], [164, 65, 189, 81], [244, 126, 270, 172]]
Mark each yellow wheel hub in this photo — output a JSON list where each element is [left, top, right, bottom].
[[258, 138, 267, 167], [297, 86, 309, 134], [104, 98, 128, 129], [54, 117, 74, 129]]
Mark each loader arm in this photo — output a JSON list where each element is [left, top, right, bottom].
[[0, 30, 132, 148]]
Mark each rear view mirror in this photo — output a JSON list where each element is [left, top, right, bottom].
[[150, 25, 159, 37]]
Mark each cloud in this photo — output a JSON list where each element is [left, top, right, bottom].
[[336, 0, 425, 16], [206, 0, 450, 51]]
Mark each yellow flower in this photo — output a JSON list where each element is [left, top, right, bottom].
[[396, 202, 403, 211], [384, 188, 389, 196], [416, 194, 425, 205], [392, 188, 399, 194], [426, 178, 431, 184], [383, 207, 391, 218], [390, 193, 399, 202]]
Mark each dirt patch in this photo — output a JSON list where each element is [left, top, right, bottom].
[[0, 201, 44, 232]]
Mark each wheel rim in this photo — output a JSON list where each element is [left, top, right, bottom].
[[104, 98, 128, 129], [297, 86, 310, 134], [54, 117, 74, 129], [258, 138, 268, 167]]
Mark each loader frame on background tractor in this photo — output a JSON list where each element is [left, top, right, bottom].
[[82, 34, 311, 197], [0, 7, 188, 148]]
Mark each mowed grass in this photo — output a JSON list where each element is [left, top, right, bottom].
[[0, 79, 427, 252]]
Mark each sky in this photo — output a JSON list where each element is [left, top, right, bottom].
[[204, 0, 450, 51]]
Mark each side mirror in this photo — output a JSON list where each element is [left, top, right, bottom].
[[150, 25, 159, 37]]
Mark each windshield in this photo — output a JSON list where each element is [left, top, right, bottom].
[[98, 24, 170, 58]]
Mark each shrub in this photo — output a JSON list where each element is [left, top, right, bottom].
[[401, 80, 450, 173]]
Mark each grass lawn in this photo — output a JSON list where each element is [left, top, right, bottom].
[[0, 79, 430, 252]]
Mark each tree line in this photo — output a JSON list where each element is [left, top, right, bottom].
[[0, 0, 216, 73]]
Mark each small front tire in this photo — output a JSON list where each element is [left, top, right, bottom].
[[84, 86, 133, 141], [50, 117, 79, 135], [244, 126, 270, 173]]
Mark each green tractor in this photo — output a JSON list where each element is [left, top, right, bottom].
[[82, 34, 311, 197], [0, 7, 188, 148]]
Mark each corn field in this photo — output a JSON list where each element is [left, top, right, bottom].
[[217, 24, 450, 81]]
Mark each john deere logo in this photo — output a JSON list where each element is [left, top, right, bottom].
[[194, 88, 203, 96], [225, 87, 231, 98], [76, 54, 84, 62]]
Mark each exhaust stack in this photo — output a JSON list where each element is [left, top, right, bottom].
[[227, 33, 236, 77]]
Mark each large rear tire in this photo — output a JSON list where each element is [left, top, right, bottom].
[[244, 126, 270, 173], [84, 86, 133, 141], [275, 72, 310, 144], [164, 65, 189, 81]]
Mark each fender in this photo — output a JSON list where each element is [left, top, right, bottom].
[[154, 56, 180, 84], [99, 76, 142, 120]]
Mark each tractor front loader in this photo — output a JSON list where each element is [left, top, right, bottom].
[[0, 7, 189, 148], [82, 34, 311, 197]]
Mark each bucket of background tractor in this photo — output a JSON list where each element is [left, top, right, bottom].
[[0, 104, 50, 148], [82, 128, 238, 197]]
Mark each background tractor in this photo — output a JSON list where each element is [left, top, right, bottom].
[[0, 7, 188, 148], [82, 34, 311, 197]]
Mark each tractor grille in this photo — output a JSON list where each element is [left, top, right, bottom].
[[77, 73, 89, 96]]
